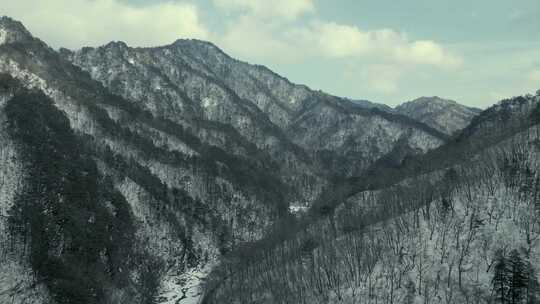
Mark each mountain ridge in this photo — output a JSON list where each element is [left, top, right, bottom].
[[395, 96, 482, 135], [62, 35, 449, 179], [202, 90, 540, 304]]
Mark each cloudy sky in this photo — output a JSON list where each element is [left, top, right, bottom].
[[3, 0, 540, 107]]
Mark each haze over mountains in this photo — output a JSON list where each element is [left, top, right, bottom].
[[1, 15, 539, 304]]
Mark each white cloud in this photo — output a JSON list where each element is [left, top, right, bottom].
[[219, 15, 300, 63], [298, 23, 404, 58], [4, 0, 460, 74], [3, 0, 209, 49], [394, 40, 462, 69], [528, 69, 540, 83], [2, 0, 466, 101], [214, 0, 314, 20], [217, 16, 462, 71], [296, 22, 462, 69], [305, 22, 372, 57]]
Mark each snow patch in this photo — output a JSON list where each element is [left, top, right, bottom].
[[0, 28, 7, 45], [0, 259, 52, 304], [0, 59, 51, 94], [288, 200, 309, 214], [202, 97, 217, 109], [158, 265, 214, 304]]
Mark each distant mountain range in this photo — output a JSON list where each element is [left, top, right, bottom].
[[351, 96, 482, 136], [395, 96, 482, 135]]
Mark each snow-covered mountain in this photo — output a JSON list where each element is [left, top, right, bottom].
[[0, 17, 285, 304], [1, 15, 538, 304], [62, 39, 447, 179], [349, 98, 394, 112], [396, 96, 482, 135], [0, 16, 448, 304], [204, 92, 540, 304]]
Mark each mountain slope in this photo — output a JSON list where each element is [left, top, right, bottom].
[[202, 91, 540, 304], [0, 16, 445, 303], [309, 92, 540, 217], [287, 95, 447, 176], [349, 98, 394, 112], [63, 38, 447, 180], [0, 17, 289, 304], [0, 15, 476, 304], [0, 76, 54, 304], [396, 96, 481, 135], [62, 39, 327, 206]]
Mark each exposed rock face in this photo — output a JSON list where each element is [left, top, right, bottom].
[[395, 96, 481, 135]]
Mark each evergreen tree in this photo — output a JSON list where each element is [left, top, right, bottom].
[[493, 250, 510, 304], [509, 250, 528, 304], [526, 261, 540, 304], [404, 280, 416, 304]]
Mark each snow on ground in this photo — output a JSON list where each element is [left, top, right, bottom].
[[0, 259, 52, 304], [289, 204, 308, 214], [158, 264, 214, 304], [0, 93, 51, 304], [0, 28, 7, 45]]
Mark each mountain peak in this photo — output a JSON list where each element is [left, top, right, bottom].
[[395, 96, 481, 135], [101, 40, 128, 50], [398, 96, 479, 112], [0, 16, 33, 45], [173, 38, 204, 45], [409, 96, 458, 106], [170, 38, 229, 59]]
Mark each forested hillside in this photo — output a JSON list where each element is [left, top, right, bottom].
[[396, 97, 481, 135], [1, 14, 538, 304], [202, 92, 540, 304]]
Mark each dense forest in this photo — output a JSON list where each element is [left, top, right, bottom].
[[5, 90, 143, 303], [201, 94, 540, 304]]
